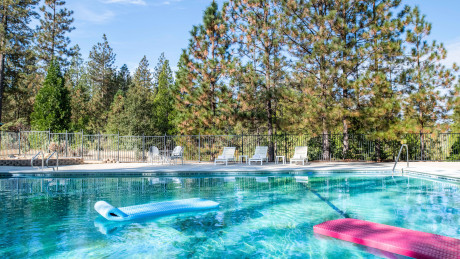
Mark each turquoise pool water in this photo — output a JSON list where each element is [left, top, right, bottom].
[[0, 172, 459, 258]]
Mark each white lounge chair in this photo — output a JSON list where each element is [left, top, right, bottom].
[[290, 146, 308, 165], [148, 146, 161, 164], [214, 147, 236, 165], [169, 146, 184, 165], [248, 146, 268, 165]]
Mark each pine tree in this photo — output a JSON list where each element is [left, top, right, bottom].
[[31, 60, 71, 131], [0, 0, 39, 124], [117, 56, 155, 135], [87, 34, 117, 132], [36, 0, 74, 69], [152, 59, 176, 134], [65, 46, 90, 131], [225, 0, 285, 139], [280, 0, 339, 159], [175, 2, 234, 134], [401, 6, 458, 158], [153, 52, 173, 90], [451, 82, 460, 131], [105, 90, 126, 134], [115, 64, 131, 93]]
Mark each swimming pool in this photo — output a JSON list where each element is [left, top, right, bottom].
[[0, 172, 459, 258]]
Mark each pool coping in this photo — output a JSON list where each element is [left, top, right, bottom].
[[0, 162, 458, 182]]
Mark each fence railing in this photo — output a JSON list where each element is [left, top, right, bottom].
[[1, 131, 459, 162]]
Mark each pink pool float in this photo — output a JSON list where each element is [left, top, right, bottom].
[[314, 218, 460, 259]]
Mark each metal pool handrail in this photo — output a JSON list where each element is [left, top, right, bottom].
[[46, 151, 59, 171], [31, 151, 44, 170], [393, 144, 409, 174]]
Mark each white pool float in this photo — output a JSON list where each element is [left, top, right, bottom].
[[95, 198, 219, 221]]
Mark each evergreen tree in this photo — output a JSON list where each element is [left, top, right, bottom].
[[0, 0, 39, 124], [115, 64, 131, 93], [175, 2, 234, 134], [152, 59, 176, 134], [153, 52, 173, 90], [225, 0, 285, 138], [401, 6, 458, 158], [105, 90, 126, 134], [36, 0, 75, 69], [280, 0, 339, 159], [65, 46, 90, 131], [87, 34, 117, 132], [31, 60, 71, 131], [116, 56, 155, 135]]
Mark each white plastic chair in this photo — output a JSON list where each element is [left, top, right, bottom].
[[290, 146, 308, 165], [169, 146, 184, 165], [148, 146, 161, 164], [248, 146, 268, 165], [214, 147, 236, 165]]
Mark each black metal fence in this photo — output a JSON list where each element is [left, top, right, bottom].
[[1, 131, 459, 162]]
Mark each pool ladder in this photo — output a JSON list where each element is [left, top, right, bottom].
[[393, 144, 409, 174], [31, 151, 59, 171], [31, 151, 44, 170], [46, 151, 59, 171]]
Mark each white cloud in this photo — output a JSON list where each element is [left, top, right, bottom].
[[443, 39, 460, 68], [76, 8, 115, 24], [102, 0, 147, 5]]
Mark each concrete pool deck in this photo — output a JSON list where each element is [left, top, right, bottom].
[[0, 161, 459, 181]]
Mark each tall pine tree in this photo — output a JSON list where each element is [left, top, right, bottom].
[[36, 0, 74, 69], [116, 56, 155, 135], [152, 58, 176, 134], [87, 34, 117, 133], [31, 60, 71, 131], [225, 0, 286, 138], [401, 6, 458, 158], [175, 2, 234, 134], [0, 0, 38, 124]]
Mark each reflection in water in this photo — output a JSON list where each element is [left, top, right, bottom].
[[0, 174, 459, 258]]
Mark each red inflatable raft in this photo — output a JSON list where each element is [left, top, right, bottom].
[[313, 218, 460, 259]]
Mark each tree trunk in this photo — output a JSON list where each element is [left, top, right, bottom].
[[0, 52, 5, 123], [0, 6, 7, 123]]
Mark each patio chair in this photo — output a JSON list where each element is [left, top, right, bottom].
[[248, 146, 268, 165], [169, 146, 184, 165], [214, 147, 236, 165], [148, 146, 161, 164], [290, 146, 308, 165]]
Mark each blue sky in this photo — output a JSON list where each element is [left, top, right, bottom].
[[67, 0, 460, 73]]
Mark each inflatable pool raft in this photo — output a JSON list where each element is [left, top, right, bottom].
[[95, 198, 219, 221], [314, 218, 460, 259]]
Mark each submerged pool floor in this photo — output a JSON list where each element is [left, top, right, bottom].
[[0, 173, 459, 258]]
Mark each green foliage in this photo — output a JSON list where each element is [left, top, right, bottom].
[[35, 0, 75, 68], [0, 0, 39, 124], [87, 34, 117, 133], [401, 6, 458, 134], [175, 2, 235, 135], [31, 60, 71, 131], [152, 59, 176, 135], [108, 56, 155, 135]]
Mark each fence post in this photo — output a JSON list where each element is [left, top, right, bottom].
[[97, 133, 101, 161], [65, 130, 68, 157], [117, 132, 120, 162], [81, 130, 84, 159], [241, 132, 244, 156], [48, 129, 51, 152], [18, 131, 21, 156], [142, 134, 145, 162], [163, 133, 166, 154], [198, 132, 201, 163], [284, 132, 287, 160]]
